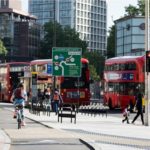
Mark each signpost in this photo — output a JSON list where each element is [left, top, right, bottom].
[[145, 0, 150, 126], [31, 72, 38, 111], [52, 47, 82, 77], [47, 63, 53, 74]]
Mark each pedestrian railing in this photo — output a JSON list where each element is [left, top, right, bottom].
[[79, 101, 108, 117], [58, 103, 77, 124]]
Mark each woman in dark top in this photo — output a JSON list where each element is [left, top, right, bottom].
[[132, 91, 144, 125]]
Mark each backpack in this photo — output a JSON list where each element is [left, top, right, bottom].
[[14, 88, 22, 99], [53, 93, 59, 101]]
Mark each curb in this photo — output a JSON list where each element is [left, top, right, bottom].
[[80, 138, 102, 150], [79, 138, 95, 150], [1, 129, 11, 150], [25, 116, 53, 129], [25, 115, 100, 150]]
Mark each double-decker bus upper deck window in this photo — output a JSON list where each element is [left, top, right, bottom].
[[104, 65, 108, 71], [61, 62, 89, 89], [115, 64, 119, 71], [31, 65, 36, 72], [128, 63, 136, 70], [119, 64, 125, 70], [61, 77, 86, 89], [0, 67, 7, 74], [108, 82, 114, 92], [37, 64, 46, 72], [107, 65, 112, 71]]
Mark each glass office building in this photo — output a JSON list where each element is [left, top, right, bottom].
[[0, 8, 41, 61], [29, 0, 107, 55], [115, 16, 145, 56]]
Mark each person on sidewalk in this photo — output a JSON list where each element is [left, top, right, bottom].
[[132, 90, 144, 125], [51, 88, 63, 114], [122, 104, 130, 124], [10, 83, 27, 126], [43, 87, 51, 103]]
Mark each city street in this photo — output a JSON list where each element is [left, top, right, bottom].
[[0, 104, 90, 150], [1, 103, 150, 150]]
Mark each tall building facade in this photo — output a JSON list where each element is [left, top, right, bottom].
[[0, 0, 22, 10], [29, 0, 107, 55], [115, 16, 145, 56], [0, 8, 41, 62]]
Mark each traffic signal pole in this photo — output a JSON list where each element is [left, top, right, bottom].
[[145, 0, 150, 126], [53, 0, 56, 91]]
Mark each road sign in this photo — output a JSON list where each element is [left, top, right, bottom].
[[47, 63, 52, 74], [31, 72, 38, 98], [52, 47, 82, 77]]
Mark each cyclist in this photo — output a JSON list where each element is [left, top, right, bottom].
[[10, 83, 27, 126]]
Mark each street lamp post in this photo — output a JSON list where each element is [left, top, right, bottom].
[[145, 0, 150, 126], [53, 0, 56, 91]]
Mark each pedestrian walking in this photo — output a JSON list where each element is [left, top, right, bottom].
[[44, 87, 51, 103], [51, 88, 63, 114], [122, 104, 130, 124], [132, 90, 144, 125]]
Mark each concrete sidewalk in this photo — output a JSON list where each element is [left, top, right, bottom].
[[23, 109, 150, 150], [2, 105, 150, 150], [0, 130, 11, 150]]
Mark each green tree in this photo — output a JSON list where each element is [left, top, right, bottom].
[[107, 0, 145, 59], [0, 39, 7, 55], [137, 0, 145, 16], [89, 64, 100, 81], [107, 25, 115, 58], [125, 4, 139, 16], [125, 0, 145, 16], [83, 51, 105, 80], [40, 22, 87, 58]]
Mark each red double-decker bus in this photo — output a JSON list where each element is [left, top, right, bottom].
[[0, 62, 30, 102], [60, 58, 91, 105], [30, 58, 90, 105], [30, 59, 53, 90], [103, 56, 145, 110]]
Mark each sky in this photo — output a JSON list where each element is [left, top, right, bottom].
[[106, 0, 138, 29], [22, 0, 138, 29]]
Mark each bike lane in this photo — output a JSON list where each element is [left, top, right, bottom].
[[0, 105, 91, 150]]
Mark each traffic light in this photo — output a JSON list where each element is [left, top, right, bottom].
[[146, 51, 150, 72]]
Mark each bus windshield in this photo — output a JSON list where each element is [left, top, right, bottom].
[[61, 63, 89, 89]]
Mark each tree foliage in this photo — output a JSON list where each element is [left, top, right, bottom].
[[0, 39, 7, 55], [40, 21, 88, 58], [107, 25, 115, 58], [83, 51, 105, 80], [107, 0, 145, 59], [89, 64, 100, 81], [125, 0, 145, 16]]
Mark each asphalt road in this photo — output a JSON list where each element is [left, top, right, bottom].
[[0, 104, 90, 150]]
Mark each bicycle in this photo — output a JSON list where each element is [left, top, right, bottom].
[[15, 104, 23, 129]]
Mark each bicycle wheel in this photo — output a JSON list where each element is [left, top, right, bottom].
[[17, 111, 21, 129], [18, 119, 21, 129]]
